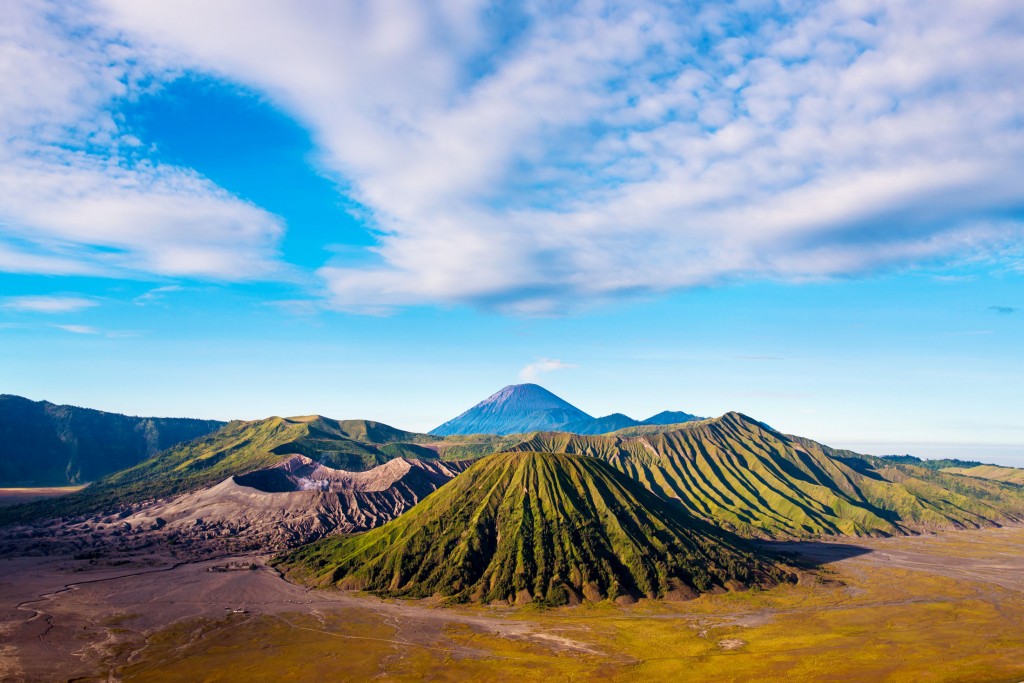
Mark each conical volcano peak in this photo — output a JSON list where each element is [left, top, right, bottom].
[[429, 384, 593, 436], [430, 384, 703, 436], [478, 384, 580, 410]]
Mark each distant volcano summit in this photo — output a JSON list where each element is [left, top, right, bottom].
[[430, 384, 592, 436], [429, 384, 699, 436]]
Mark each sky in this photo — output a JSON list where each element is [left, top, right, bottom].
[[1, 0, 1022, 465]]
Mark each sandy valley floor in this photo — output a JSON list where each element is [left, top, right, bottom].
[[0, 487, 88, 508], [1, 526, 1023, 682]]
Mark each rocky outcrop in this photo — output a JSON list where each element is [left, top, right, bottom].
[[122, 455, 471, 547]]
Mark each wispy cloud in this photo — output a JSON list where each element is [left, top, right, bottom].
[[0, 243, 102, 276], [6, 1, 1024, 312], [0, 2, 285, 281], [518, 358, 577, 383], [54, 324, 99, 335], [989, 305, 1016, 315], [133, 285, 185, 305], [3, 295, 97, 313]]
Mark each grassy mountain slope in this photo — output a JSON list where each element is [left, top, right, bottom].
[[277, 452, 791, 604], [421, 433, 525, 460], [507, 413, 1024, 538], [0, 394, 224, 486], [603, 418, 717, 438], [943, 464, 1024, 485]]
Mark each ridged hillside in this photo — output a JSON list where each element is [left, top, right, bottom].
[[276, 452, 791, 604], [0, 394, 224, 486], [507, 413, 1024, 538]]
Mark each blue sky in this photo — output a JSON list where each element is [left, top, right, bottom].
[[1, 1, 1022, 465]]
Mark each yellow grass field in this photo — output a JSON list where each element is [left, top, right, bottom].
[[106, 528, 1024, 683]]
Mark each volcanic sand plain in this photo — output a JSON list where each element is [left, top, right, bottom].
[[0, 486, 88, 508], [1, 526, 1023, 682]]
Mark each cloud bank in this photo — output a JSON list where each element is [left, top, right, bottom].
[[4, 1, 1024, 312]]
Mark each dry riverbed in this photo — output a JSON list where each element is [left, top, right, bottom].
[[1, 527, 1023, 682]]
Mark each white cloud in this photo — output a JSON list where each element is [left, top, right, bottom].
[[519, 358, 577, 383], [133, 285, 184, 305], [0, 151, 286, 279], [0, 1, 285, 281], [7, 1, 1024, 310], [3, 295, 97, 313], [0, 243, 101, 276], [54, 324, 99, 334]]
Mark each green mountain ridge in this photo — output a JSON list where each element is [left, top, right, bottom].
[[276, 451, 792, 605], [504, 412, 1024, 538], [5, 409, 1021, 544], [0, 415, 509, 525], [0, 394, 224, 486]]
